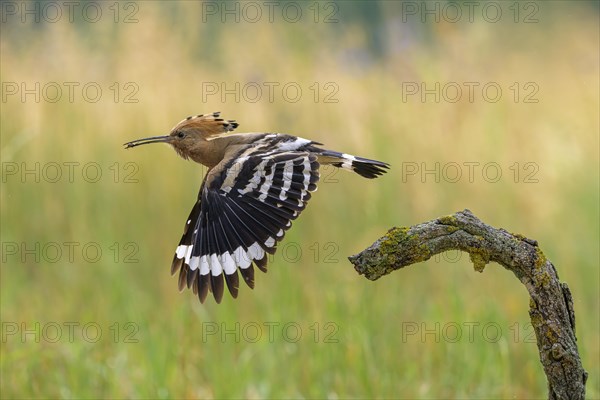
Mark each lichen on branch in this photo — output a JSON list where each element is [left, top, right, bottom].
[[348, 209, 587, 400]]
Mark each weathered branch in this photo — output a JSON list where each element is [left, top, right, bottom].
[[349, 209, 587, 399]]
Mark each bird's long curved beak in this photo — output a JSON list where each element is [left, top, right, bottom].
[[123, 135, 171, 149]]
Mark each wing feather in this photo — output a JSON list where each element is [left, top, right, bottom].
[[171, 147, 320, 303]]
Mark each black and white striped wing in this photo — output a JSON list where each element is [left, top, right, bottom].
[[171, 152, 320, 303]]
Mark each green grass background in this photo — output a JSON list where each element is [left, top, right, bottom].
[[1, 1, 598, 398]]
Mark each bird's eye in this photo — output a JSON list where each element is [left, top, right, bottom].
[[176, 131, 185, 139]]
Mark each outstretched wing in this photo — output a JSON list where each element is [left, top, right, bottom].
[[171, 151, 320, 303]]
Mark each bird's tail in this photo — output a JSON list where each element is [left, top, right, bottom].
[[316, 150, 389, 179]]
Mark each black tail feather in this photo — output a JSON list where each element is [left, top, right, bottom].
[[319, 150, 389, 179], [351, 157, 389, 179]]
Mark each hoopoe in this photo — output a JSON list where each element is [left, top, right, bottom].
[[124, 112, 389, 304]]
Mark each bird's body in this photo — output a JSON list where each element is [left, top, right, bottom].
[[125, 112, 388, 303]]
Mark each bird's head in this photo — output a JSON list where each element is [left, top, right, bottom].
[[124, 112, 239, 160]]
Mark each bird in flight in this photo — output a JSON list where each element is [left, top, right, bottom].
[[124, 112, 388, 304]]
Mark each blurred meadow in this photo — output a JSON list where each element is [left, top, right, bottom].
[[1, 1, 599, 398]]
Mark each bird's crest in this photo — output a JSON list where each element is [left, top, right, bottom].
[[170, 112, 239, 137]]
